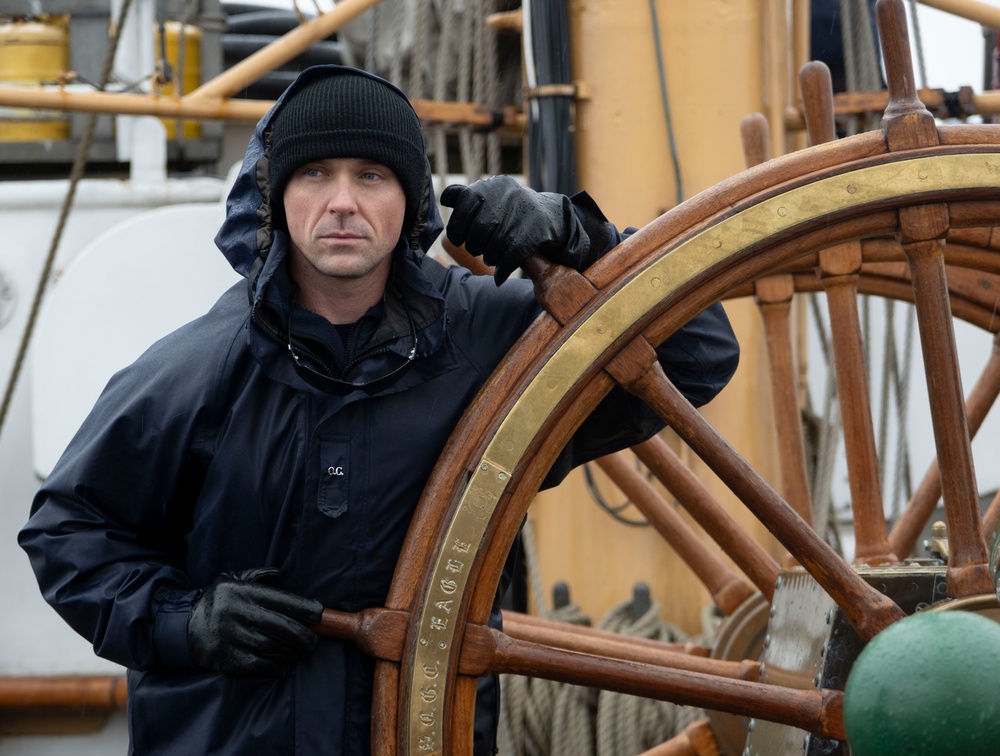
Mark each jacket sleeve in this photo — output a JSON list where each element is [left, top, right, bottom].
[[18, 355, 211, 674], [540, 194, 741, 487]]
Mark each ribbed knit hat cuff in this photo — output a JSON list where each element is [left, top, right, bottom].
[[271, 128, 426, 214]]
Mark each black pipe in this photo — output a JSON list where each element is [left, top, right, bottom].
[[227, 10, 309, 37], [221, 2, 291, 16], [223, 35, 344, 66], [231, 70, 299, 100], [223, 7, 337, 41]]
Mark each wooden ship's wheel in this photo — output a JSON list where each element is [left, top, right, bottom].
[[314, 1, 1000, 753]]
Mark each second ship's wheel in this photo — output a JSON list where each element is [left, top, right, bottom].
[[312, 1, 1000, 753]]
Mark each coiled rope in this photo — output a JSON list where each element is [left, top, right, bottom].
[[592, 597, 704, 756], [499, 520, 708, 755], [500, 598, 593, 756]]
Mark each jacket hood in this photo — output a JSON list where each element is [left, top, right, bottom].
[[213, 65, 443, 288]]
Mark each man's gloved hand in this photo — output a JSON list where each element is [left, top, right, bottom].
[[440, 175, 600, 284], [187, 568, 324, 677]]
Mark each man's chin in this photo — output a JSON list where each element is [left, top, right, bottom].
[[317, 256, 391, 283]]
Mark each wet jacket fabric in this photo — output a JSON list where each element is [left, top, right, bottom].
[[19, 66, 739, 755]]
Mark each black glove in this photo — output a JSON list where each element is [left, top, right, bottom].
[[187, 568, 324, 677], [441, 175, 600, 285]]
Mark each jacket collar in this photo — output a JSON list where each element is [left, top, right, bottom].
[[247, 234, 453, 399]]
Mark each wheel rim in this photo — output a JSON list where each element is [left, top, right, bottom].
[[377, 144, 1000, 754]]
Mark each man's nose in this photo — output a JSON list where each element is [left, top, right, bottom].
[[326, 179, 358, 214]]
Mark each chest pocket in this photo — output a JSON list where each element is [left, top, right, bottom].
[[319, 436, 350, 518]]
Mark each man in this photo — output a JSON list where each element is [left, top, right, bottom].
[[19, 65, 738, 754]]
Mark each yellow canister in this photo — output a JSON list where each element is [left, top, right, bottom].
[[0, 15, 70, 142], [155, 20, 202, 139]]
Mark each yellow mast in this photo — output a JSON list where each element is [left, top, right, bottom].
[[530, 0, 798, 634]]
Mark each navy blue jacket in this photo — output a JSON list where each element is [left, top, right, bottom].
[[20, 66, 739, 755]]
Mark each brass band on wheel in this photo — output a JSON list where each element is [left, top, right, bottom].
[[404, 153, 1000, 754]]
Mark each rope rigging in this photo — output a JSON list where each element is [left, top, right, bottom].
[[0, 0, 135, 440], [341, 0, 508, 189]]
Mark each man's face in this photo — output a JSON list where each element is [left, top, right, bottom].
[[283, 157, 407, 290]]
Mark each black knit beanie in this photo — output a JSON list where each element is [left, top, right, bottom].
[[268, 69, 427, 231]]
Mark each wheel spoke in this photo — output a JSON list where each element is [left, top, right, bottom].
[[606, 337, 906, 641], [741, 113, 815, 533], [493, 616, 752, 680], [504, 611, 713, 661], [902, 238, 993, 594], [890, 332, 1000, 557], [877, 0, 991, 594], [983, 489, 1000, 538], [595, 451, 757, 614], [632, 435, 781, 601], [459, 623, 846, 740], [818, 242, 899, 564], [754, 273, 814, 529], [801, 59, 898, 565], [637, 719, 721, 756]]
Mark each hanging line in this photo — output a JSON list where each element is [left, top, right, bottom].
[[0, 0, 136, 439]]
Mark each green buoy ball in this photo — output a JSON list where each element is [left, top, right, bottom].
[[843, 610, 1000, 756]]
